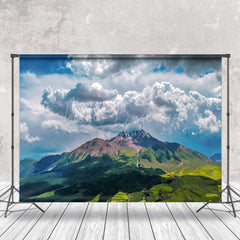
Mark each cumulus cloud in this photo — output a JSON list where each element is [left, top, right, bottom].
[[20, 57, 222, 159], [40, 81, 221, 135], [196, 110, 221, 133], [20, 122, 40, 143], [65, 82, 117, 102], [41, 82, 118, 123]]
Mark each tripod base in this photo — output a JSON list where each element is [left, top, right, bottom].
[[0, 185, 45, 218], [197, 185, 240, 218]]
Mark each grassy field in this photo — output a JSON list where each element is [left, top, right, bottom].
[[20, 144, 221, 202]]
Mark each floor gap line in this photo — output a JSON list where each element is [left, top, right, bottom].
[[75, 202, 90, 240], [0, 203, 33, 237], [126, 203, 131, 240], [185, 202, 214, 240], [144, 202, 156, 240], [165, 203, 186, 240], [22, 203, 52, 240], [207, 205, 240, 240], [102, 202, 109, 240], [47, 202, 70, 240]]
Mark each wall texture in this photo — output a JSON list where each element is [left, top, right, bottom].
[[0, 0, 240, 182]]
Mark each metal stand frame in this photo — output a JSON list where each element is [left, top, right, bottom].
[[0, 54, 45, 218], [197, 54, 240, 218]]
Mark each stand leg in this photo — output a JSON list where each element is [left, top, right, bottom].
[[228, 187, 236, 218], [197, 186, 227, 213], [1, 185, 45, 217], [197, 185, 240, 218], [12, 188, 14, 203], [32, 202, 45, 213], [14, 186, 44, 212], [5, 188, 13, 218], [196, 202, 209, 213], [222, 186, 227, 193]]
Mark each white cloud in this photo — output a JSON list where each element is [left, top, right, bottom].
[[20, 72, 40, 88], [19, 57, 222, 158], [64, 57, 221, 97], [66, 58, 114, 77], [65, 82, 117, 102], [41, 119, 79, 133], [20, 122, 40, 143], [20, 122, 28, 133], [40, 81, 221, 135], [139, 71, 221, 98], [196, 110, 221, 133]]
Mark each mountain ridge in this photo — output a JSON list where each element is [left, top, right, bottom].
[[20, 129, 221, 202], [21, 129, 218, 178]]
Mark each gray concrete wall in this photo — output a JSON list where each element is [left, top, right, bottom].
[[0, 0, 240, 182]]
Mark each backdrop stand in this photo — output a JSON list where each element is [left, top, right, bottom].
[[197, 54, 240, 218], [0, 54, 44, 218]]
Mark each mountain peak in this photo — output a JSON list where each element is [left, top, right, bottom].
[[71, 137, 119, 161], [111, 129, 160, 148], [117, 129, 151, 140]]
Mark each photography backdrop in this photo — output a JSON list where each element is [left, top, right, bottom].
[[19, 54, 222, 202]]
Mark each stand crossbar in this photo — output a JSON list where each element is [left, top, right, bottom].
[[197, 54, 240, 218], [0, 54, 44, 218]]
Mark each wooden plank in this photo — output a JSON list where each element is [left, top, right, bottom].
[[146, 203, 184, 240], [23, 202, 68, 240], [128, 203, 155, 240], [0, 185, 31, 236], [48, 202, 88, 240], [187, 202, 239, 240], [167, 202, 212, 240], [0, 203, 36, 238], [0, 203, 50, 240], [76, 203, 108, 240], [205, 202, 240, 239], [104, 203, 129, 240]]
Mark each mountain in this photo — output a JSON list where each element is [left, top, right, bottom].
[[61, 129, 166, 163], [20, 158, 37, 178], [20, 129, 221, 203], [67, 138, 119, 163], [111, 129, 160, 148], [20, 152, 67, 178], [210, 153, 221, 161]]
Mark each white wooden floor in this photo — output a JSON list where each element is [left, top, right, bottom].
[[0, 182, 240, 240]]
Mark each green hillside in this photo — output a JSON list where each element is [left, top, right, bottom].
[[20, 131, 221, 202]]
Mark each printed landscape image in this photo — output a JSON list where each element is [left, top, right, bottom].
[[20, 55, 222, 202]]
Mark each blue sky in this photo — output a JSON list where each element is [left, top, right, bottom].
[[20, 55, 221, 160]]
